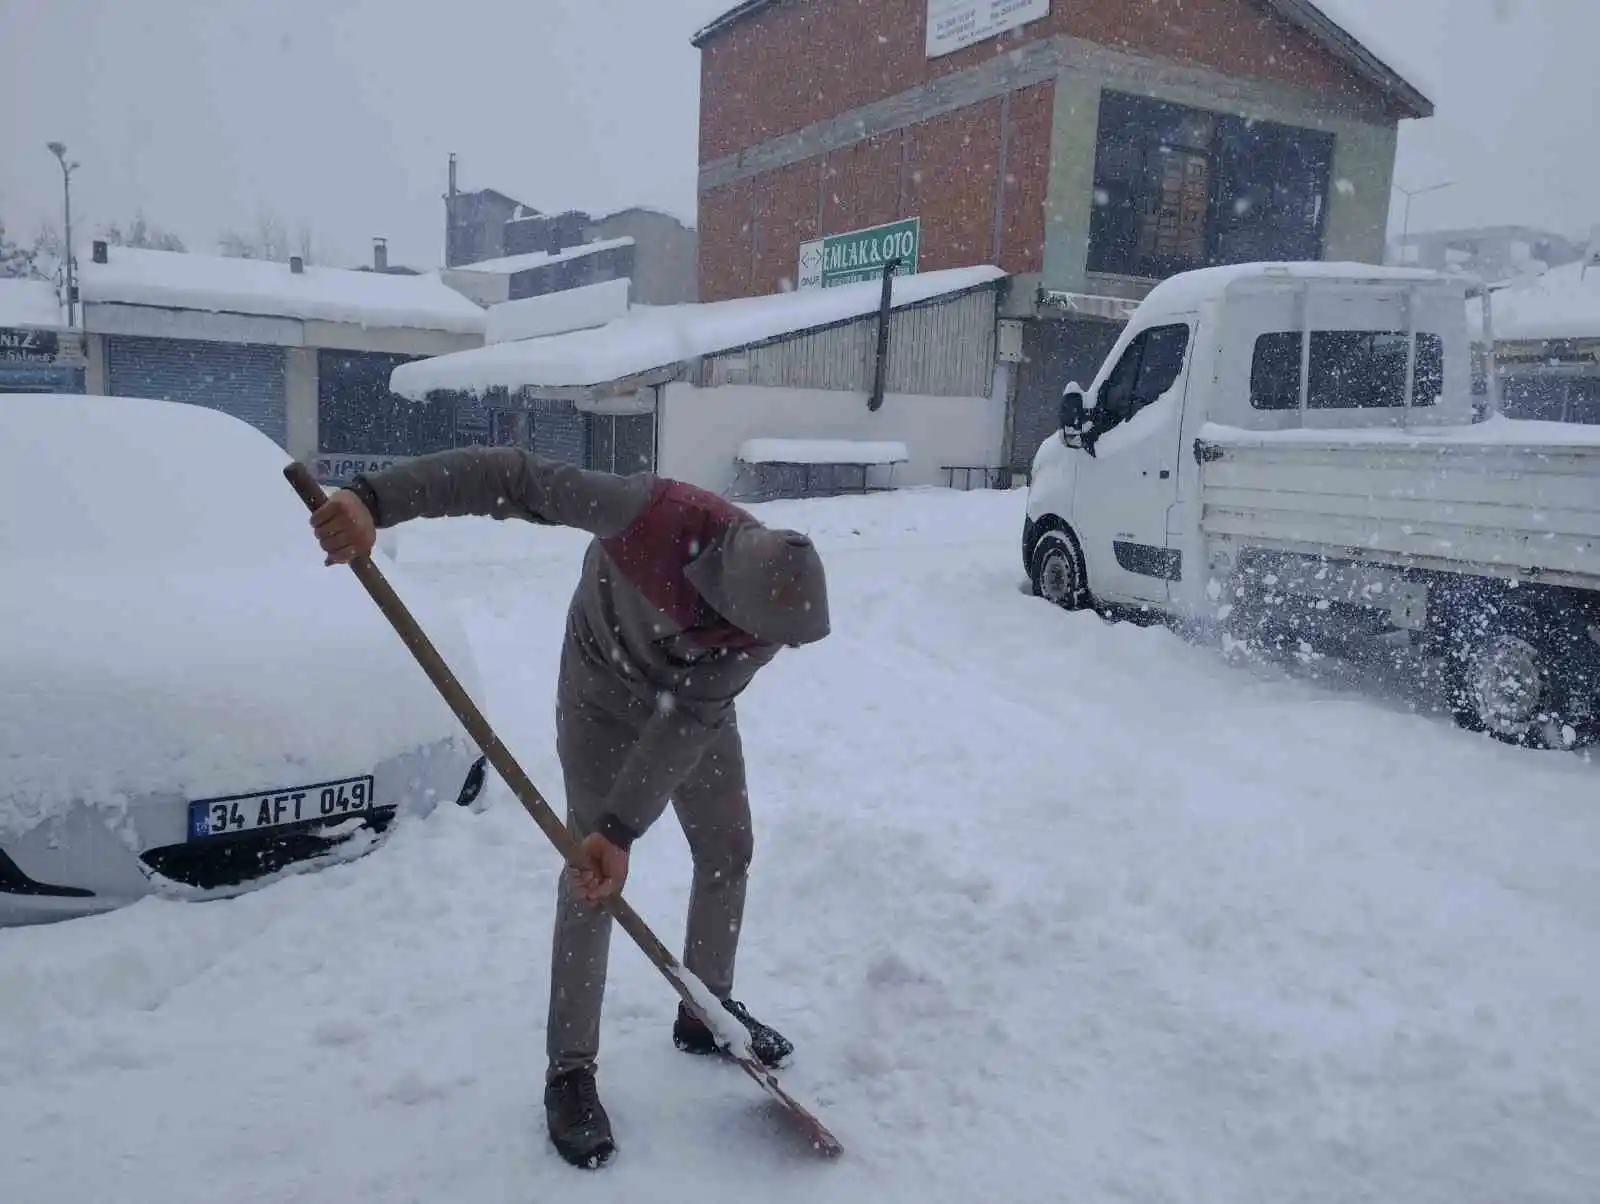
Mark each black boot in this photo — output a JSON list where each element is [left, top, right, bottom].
[[673, 998, 794, 1068], [544, 1065, 615, 1169]]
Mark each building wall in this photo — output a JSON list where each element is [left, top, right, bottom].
[[696, 285, 999, 397], [588, 210, 700, 305], [700, 79, 1052, 300], [697, 0, 1407, 302], [657, 381, 1004, 494], [285, 347, 318, 463], [446, 191, 525, 268], [699, 0, 1387, 163]]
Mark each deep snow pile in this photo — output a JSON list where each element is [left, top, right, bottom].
[[2, 487, 1598, 1204], [0, 394, 476, 835]]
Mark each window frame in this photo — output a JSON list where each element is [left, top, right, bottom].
[[1094, 322, 1192, 433], [1247, 329, 1446, 412], [1087, 90, 1335, 281]]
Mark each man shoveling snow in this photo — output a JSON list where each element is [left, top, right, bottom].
[[307, 446, 831, 1169]]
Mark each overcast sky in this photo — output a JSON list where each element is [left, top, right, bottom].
[[0, 0, 1592, 269]]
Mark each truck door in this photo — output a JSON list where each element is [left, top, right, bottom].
[[1075, 320, 1193, 606]]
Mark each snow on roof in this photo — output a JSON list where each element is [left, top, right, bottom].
[[485, 278, 631, 345], [450, 237, 635, 277], [1134, 260, 1458, 322], [692, 0, 1431, 117], [739, 438, 909, 465], [391, 264, 1008, 398], [77, 246, 487, 335], [1472, 260, 1600, 344], [1287, 0, 1435, 114], [0, 279, 67, 330]]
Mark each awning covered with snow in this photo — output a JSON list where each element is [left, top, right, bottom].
[[388, 264, 1008, 404]]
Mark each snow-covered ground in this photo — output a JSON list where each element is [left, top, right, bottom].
[[4, 487, 1598, 1204]]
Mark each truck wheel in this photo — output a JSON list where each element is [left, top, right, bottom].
[[1030, 529, 1088, 611], [1447, 611, 1581, 749]]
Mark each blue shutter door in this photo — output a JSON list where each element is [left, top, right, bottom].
[[106, 336, 287, 447], [529, 399, 587, 465]]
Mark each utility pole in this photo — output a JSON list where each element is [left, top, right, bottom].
[[1392, 180, 1454, 260], [47, 141, 79, 327]]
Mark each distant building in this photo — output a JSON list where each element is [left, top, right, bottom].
[[1390, 225, 1585, 282], [442, 157, 698, 304], [1471, 255, 1600, 425]]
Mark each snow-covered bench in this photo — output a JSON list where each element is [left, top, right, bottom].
[[733, 438, 909, 500]]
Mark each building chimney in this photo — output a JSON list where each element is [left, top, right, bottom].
[[448, 153, 458, 200], [92, 239, 108, 264], [290, 255, 304, 274], [373, 237, 388, 272]]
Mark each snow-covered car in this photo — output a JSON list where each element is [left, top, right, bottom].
[[0, 393, 486, 926]]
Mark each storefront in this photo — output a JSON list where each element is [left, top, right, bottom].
[[314, 349, 457, 483], [104, 335, 286, 443]]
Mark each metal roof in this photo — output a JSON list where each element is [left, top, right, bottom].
[[690, 0, 1431, 119]]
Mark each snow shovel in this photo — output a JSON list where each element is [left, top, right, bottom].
[[282, 461, 843, 1160]]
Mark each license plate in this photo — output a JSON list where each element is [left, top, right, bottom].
[[187, 775, 376, 840]]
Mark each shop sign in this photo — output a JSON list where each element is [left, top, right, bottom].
[[926, 0, 1049, 59], [0, 327, 60, 364], [797, 218, 920, 290], [315, 452, 418, 485]]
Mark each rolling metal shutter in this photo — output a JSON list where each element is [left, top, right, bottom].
[[529, 399, 587, 465], [588, 413, 655, 475], [106, 336, 287, 447]]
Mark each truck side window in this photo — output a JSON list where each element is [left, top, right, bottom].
[[1250, 331, 1443, 410], [1097, 324, 1191, 430]]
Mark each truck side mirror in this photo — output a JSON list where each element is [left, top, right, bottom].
[[1059, 383, 1095, 454]]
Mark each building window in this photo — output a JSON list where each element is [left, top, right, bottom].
[[1097, 323, 1191, 430], [1249, 331, 1444, 410], [318, 350, 458, 455], [1089, 91, 1335, 280]]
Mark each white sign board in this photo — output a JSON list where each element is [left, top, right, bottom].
[[926, 0, 1050, 59]]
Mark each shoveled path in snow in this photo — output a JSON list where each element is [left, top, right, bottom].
[[3, 488, 1597, 1204]]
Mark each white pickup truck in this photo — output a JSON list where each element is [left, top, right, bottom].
[[1022, 261, 1600, 749]]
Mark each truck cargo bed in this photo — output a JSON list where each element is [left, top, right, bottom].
[[1194, 418, 1600, 589]]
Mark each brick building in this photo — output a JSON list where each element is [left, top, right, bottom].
[[692, 0, 1432, 469]]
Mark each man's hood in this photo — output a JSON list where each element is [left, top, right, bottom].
[[685, 523, 831, 648]]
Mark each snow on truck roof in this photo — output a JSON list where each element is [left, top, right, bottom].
[[77, 246, 488, 335], [389, 264, 1007, 399], [1132, 261, 1460, 322]]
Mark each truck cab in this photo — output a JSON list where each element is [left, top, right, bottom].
[[1022, 262, 1476, 620]]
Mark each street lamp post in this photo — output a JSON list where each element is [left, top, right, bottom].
[[47, 141, 79, 328], [1392, 180, 1455, 255]]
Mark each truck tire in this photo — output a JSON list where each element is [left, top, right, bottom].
[[1445, 606, 1587, 750], [1029, 528, 1089, 611]]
